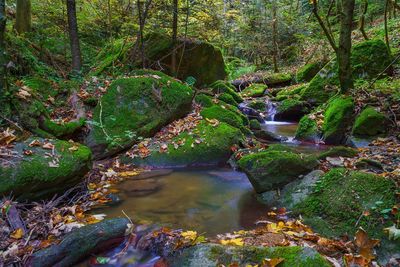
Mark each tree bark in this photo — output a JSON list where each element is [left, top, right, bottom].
[[16, 0, 31, 34], [0, 0, 6, 96], [271, 0, 279, 73], [338, 0, 355, 93], [171, 0, 178, 76], [66, 0, 82, 73], [384, 0, 391, 53], [359, 0, 369, 40]]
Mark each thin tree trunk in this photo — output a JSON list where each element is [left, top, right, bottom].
[[108, 0, 112, 38], [171, 0, 178, 76], [338, 0, 355, 93], [311, 1, 338, 53], [0, 0, 6, 96], [359, 0, 369, 40], [136, 0, 153, 68], [271, 1, 279, 73], [15, 0, 31, 34], [66, 0, 82, 73], [384, 0, 391, 53]]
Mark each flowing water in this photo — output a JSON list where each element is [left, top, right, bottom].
[[94, 169, 268, 237]]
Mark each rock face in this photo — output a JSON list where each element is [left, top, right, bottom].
[[237, 150, 319, 193], [353, 106, 390, 136], [322, 96, 354, 145], [86, 72, 194, 159], [127, 120, 245, 168], [301, 40, 392, 104], [275, 99, 309, 121], [139, 33, 227, 87], [28, 218, 130, 267], [0, 138, 92, 200], [293, 168, 396, 239], [167, 244, 330, 267]]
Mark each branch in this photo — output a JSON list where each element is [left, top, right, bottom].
[[312, 2, 338, 52]]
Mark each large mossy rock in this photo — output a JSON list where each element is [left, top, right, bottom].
[[139, 33, 227, 87], [295, 115, 320, 142], [301, 40, 392, 104], [240, 83, 267, 98], [322, 96, 354, 145], [296, 61, 326, 82], [275, 99, 309, 121], [0, 138, 92, 200], [86, 73, 194, 159], [352, 107, 390, 136], [168, 244, 330, 267], [200, 104, 248, 133], [28, 218, 130, 267], [210, 80, 243, 103], [237, 150, 319, 193], [126, 120, 245, 168], [293, 168, 396, 239]]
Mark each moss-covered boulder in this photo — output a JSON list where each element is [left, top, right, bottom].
[[241, 84, 267, 98], [194, 93, 214, 107], [322, 96, 354, 145], [86, 73, 194, 158], [248, 100, 265, 111], [294, 168, 396, 239], [295, 115, 320, 142], [137, 33, 227, 86], [301, 40, 392, 104], [40, 118, 85, 138], [296, 62, 326, 82], [275, 83, 306, 101], [168, 244, 330, 267], [210, 80, 243, 103], [200, 104, 248, 132], [249, 119, 261, 130], [317, 146, 358, 160], [0, 138, 92, 200], [126, 120, 244, 168], [352, 107, 390, 136], [232, 72, 292, 89], [275, 99, 310, 121], [218, 93, 238, 106], [237, 150, 319, 193]]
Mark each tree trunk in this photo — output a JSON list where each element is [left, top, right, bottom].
[[384, 0, 391, 53], [66, 0, 82, 73], [0, 0, 6, 96], [171, 0, 178, 76], [271, 1, 279, 73], [338, 0, 355, 94], [359, 0, 369, 40], [15, 0, 31, 34]]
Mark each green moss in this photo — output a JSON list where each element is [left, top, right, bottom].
[[23, 77, 57, 99], [201, 104, 247, 133], [195, 94, 214, 107], [127, 120, 244, 168], [276, 99, 309, 121], [241, 83, 267, 98], [41, 118, 85, 138], [295, 115, 320, 142], [296, 62, 325, 82], [318, 146, 358, 159], [210, 80, 243, 103], [87, 73, 194, 158], [248, 100, 265, 111], [322, 96, 354, 144], [249, 119, 261, 130], [218, 93, 238, 106], [0, 138, 92, 200], [294, 168, 396, 238], [237, 150, 319, 193], [276, 83, 307, 100], [353, 107, 390, 136], [301, 40, 392, 105], [262, 73, 293, 86]]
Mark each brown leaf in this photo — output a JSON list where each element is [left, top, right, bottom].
[[354, 228, 380, 261]]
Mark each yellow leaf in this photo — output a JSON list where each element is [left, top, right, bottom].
[[263, 258, 284, 267], [118, 171, 140, 177], [220, 238, 244, 246], [181, 230, 198, 241], [11, 228, 24, 239]]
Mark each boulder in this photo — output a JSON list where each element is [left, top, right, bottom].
[[237, 150, 319, 193], [232, 72, 292, 89], [275, 99, 310, 121], [317, 146, 358, 159], [86, 72, 194, 159], [0, 138, 92, 200], [28, 218, 130, 267], [217, 93, 238, 106], [138, 33, 227, 87], [200, 104, 248, 133], [240, 84, 267, 98], [253, 130, 288, 142], [249, 119, 261, 130], [125, 120, 244, 168], [248, 100, 266, 111], [210, 80, 243, 103], [322, 96, 355, 145], [295, 115, 320, 142], [301, 40, 392, 105], [168, 244, 330, 267], [353, 107, 390, 136], [296, 61, 326, 82]]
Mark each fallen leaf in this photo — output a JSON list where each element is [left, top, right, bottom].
[[263, 258, 284, 267], [220, 238, 244, 246], [10, 228, 24, 239]]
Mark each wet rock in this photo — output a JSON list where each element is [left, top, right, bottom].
[[0, 137, 92, 200], [254, 130, 288, 142], [27, 218, 130, 267], [275, 99, 310, 121], [325, 157, 344, 167], [295, 115, 320, 142], [237, 150, 319, 193], [355, 158, 384, 171], [238, 104, 265, 122]]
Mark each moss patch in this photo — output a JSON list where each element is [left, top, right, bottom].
[[241, 84, 267, 98], [210, 80, 243, 103], [353, 107, 390, 136], [296, 62, 326, 82], [41, 118, 85, 138], [218, 93, 238, 106], [295, 115, 320, 142], [294, 168, 396, 238], [318, 146, 358, 160], [275, 99, 309, 121], [201, 104, 247, 132]]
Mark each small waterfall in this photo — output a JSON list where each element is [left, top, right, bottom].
[[265, 99, 278, 121]]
